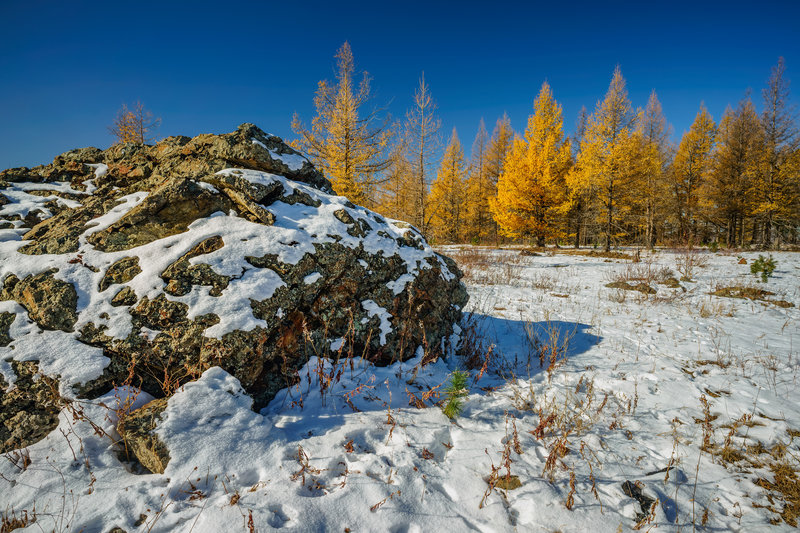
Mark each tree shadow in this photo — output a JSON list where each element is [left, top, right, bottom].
[[468, 312, 601, 378], [263, 313, 602, 439]]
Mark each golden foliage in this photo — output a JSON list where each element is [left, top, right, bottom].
[[292, 42, 391, 206], [429, 128, 467, 242], [490, 82, 571, 245], [109, 101, 160, 144]]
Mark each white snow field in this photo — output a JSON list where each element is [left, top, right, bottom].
[[2, 246, 799, 532]]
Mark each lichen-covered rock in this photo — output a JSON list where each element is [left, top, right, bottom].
[[99, 256, 142, 292], [1, 269, 78, 331], [117, 398, 170, 474], [161, 235, 228, 296], [86, 178, 231, 252], [0, 124, 468, 460], [0, 312, 14, 347], [0, 362, 61, 452]]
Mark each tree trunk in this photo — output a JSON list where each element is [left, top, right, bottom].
[[763, 213, 773, 249], [605, 183, 613, 252]]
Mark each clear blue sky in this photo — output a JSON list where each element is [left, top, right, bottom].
[[1, 0, 798, 170]]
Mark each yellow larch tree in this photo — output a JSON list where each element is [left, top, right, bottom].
[[404, 72, 442, 236], [708, 97, 761, 246], [464, 119, 491, 243], [292, 42, 391, 207], [428, 128, 467, 243], [568, 66, 638, 251], [109, 101, 160, 144], [375, 136, 416, 222], [751, 57, 800, 247], [484, 113, 514, 243], [490, 82, 571, 246], [565, 106, 593, 248], [671, 103, 716, 243], [636, 91, 672, 248]]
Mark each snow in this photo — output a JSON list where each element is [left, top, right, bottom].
[[268, 150, 307, 171], [86, 162, 108, 191], [157, 368, 275, 481], [0, 167, 460, 399], [81, 191, 149, 238], [5, 329, 109, 397], [387, 272, 415, 295], [0, 182, 83, 222], [303, 271, 322, 284], [361, 299, 392, 345], [250, 138, 308, 170], [4, 205, 799, 528], [14, 181, 87, 195]]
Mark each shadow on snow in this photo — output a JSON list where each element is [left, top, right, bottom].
[[263, 313, 602, 440]]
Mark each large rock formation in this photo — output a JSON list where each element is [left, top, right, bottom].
[[0, 124, 468, 459]]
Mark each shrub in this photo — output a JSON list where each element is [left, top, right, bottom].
[[750, 255, 777, 282]]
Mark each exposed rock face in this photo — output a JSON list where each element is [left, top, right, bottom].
[[0, 124, 468, 462], [1, 270, 79, 332], [117, 398, 170, 474], [0, 362, 61, 452]]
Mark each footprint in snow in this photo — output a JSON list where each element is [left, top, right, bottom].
[[267, 504, 297, 528]]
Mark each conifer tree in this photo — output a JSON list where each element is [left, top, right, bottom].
[[109, 101, 160, 144], [637, 91, 672, 248], [671, 104, 716, 243], [566, 106, 590, 248], [376, 136, 416, 222], [752, 57, 799, 247], [491, 82, 571, 246], [464, 119, 491, 243], [429, 128, 467, 242], [486, 112, 514, 186], [404, 73, 442, 236], [292, 42, 391, 206], [569, 67, 638, 251], [484, 113, 514, 242], [709, 97, 761, 246]]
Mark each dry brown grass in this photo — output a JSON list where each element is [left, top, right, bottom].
[[684, 396, 800, 527], [554, 249, 633, 260], [605, 281, 656, 295], [0, 508, 36, 533], [710, 284, 794, 308], [610, 257, 675, 285], [755, 462, 800, 526], [449, 248, 525, 286]]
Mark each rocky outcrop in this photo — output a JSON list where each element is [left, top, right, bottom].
[[0, 124, 468, 462]]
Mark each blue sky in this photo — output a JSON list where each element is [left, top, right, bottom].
[[1, 0, 797, 169]]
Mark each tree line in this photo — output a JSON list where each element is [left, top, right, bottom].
[[293, 43, 799, 250], [108, 43, 798, 250]]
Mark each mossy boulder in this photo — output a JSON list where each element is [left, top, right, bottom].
[[0, 124, 468, 464]]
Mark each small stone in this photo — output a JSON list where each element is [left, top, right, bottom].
[[117, 398, 171, 474], [494, 475, 522, 490], [111, 286, 138, 307], [99, 256, 142, 292]]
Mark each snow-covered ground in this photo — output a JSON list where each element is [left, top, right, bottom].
[[2, 247, 799, 532]]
